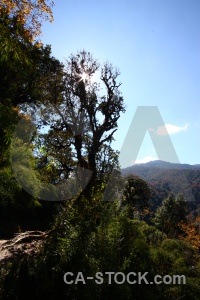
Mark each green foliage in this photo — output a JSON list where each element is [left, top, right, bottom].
[[0, 39, 66, 232], [153, 194, 188, 238], [0, 10, 31, 65], [139, 222, 167, 245], [0, 104, 20, 153], [121, 175, 151, 219], [1, 192, 199, 300], [0, 166, 21, 208], [122, 163, 200, 212], [149, 239, 200, 300]]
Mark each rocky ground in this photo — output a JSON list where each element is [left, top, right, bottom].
[[0, 231, 47, 265]]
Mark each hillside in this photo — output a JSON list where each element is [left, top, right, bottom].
[[121, 160, 200, 211]]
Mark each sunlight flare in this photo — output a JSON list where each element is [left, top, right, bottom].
[[80, 72, 88, 82]]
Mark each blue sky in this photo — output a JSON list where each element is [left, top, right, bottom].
[[41, 0, 200, 167]]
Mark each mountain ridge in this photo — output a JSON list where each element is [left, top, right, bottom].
[[122, 160, 200, 172], [121, 160, 200, 211]]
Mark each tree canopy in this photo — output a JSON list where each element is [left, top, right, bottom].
[[0, 0, 54, 41], [19, 50, 126, 200], [0, 0, 54, 64]]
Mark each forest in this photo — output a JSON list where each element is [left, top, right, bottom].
[[0, 1, 200, 299], [122, 161, 200, 212]]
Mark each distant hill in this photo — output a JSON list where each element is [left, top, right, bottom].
[[121, 160, 200, 211], [122, 160, 200, 173]]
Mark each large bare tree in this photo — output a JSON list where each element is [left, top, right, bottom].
[[33, 50, 125, 198]]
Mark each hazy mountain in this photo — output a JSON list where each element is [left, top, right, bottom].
[[121, 160, 200, 211], [121, 160, 200, 175]]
